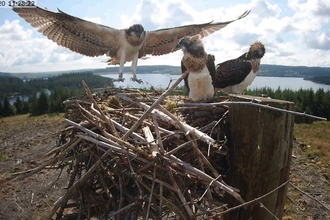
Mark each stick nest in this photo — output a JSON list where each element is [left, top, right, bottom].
[[32, 82, 244, 219]]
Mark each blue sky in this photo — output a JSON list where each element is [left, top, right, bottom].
[[0, 0, 329, 73]]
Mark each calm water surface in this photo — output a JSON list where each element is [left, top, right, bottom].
[[3, 74, 330, 105], [102, 73, 330, 91]]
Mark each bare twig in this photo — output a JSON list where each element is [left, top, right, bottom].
[[289, 182, 330, 212], [178, 101, 327, 121], [146, 163, 157, 220], [116, 93, 216, 146], [121, 70, 189, 140], [259, 202, 280, 220], [209, 180, 290, 218]]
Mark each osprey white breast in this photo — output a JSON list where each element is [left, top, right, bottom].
[[221, 70, 256, 94], [188, 66, 214, 101]]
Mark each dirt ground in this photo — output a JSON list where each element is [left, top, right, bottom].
[[283, 140, 330, 220], [0, 114, 67, 220], [0, 114, 329, 219]]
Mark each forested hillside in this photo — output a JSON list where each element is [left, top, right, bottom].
[[245, 87, 330, 123], [0, 72, 11, 77], [0, 72, 114, 117], [4, 64, 330, 79], [258, 64, 330, 77], [304, 76, 330, 85], [0, 72, 114, 97], [99, 64, 330, 78]]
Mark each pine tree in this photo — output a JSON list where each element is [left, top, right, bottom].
[[0, 101, 3, 117], [29, 91, 38, 116], [22, 101, 30, 114], [14, 97, 23, 115], [2, 96, 11, 117], [37, 89, 49, 115]]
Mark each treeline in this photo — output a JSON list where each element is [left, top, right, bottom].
[[245, 87, 330, 123], [258, 64, 330, 77], [0, 71, 114, 97], [0, 86, 81, 117], [304, 76, 330, 85]]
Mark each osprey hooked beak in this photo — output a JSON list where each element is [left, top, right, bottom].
[[176, 37, 188, 49], [126, 24, 145, 39]]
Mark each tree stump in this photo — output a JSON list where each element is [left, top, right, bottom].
[[224, 95, 294, 220]]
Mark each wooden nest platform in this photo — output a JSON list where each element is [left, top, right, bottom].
[[14, 72, 313, 219], [37, 78, 246, 220], [13, 71, 303, 220]]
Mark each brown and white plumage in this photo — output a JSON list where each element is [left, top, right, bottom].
[[177, 35, 216, 101], [12, 6, 250, 83], [213, 41, 266, 94]]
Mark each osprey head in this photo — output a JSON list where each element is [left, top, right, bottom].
[[247, 41, 266, 59], [126, 24, 146, 39], [176, 37, 190, 52], [176, 35, 205, 57]]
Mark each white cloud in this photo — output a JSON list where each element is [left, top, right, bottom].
[[83, 17, 102, 24], [0, 19, 108, 72], [1, 0, 330, 74], [0, 20, 33, 40]]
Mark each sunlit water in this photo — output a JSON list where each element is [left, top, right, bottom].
[[102, 73, 330, 91], [3, 74, 330, 105]]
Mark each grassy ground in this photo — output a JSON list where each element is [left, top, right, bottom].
[[284, 121, 330, 220], [0, 113, 64, 126], [1, 114, 329, 219], [294, 121, 330, 161]]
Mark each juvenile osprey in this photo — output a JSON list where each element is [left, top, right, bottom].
[[12, 6, 250, 83], [213, 41, 265, 94], [177, 35, 216, 101]]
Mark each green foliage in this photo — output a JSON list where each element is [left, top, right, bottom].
[[0, 153, 10, 162], [0, 71, 114, 98], [305, 76, 330, 85], [9, 105, 17, 116], [0, 71, 113, 117], [246, 87, 330, 123], [37, 90, 49, 115], [0, 76, 27, 97], [0, 101, 3, 117], [26, 72, 114, 91], [28, 91, 38, 116], [258, 65, 330, 77], [13, 97, 23, 115], [2, 96, 12, 117], [22, 102, 29, 114]]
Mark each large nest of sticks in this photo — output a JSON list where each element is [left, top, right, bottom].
[[38, 80, 245, 220]]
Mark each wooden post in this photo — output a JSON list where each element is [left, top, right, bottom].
[[224, 95, 294, 220]]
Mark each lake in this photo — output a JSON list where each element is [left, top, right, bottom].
[[2, 90, 50, 105], [102, 73, 330, 91], [3, 74, 330, 105]]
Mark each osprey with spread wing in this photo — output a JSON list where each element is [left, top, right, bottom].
[[13, 6, 250, 83]]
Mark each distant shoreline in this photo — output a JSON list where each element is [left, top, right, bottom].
[[2, 64, 330, 80]]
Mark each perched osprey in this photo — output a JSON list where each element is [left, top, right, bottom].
[[177, 35, 216, 101], [12, 6, 250, 83], [213, 41, 265, 94]]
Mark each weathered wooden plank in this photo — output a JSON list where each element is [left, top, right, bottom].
[[224, 94, 294, 220]]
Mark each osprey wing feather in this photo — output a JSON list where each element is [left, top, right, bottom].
[[140, 10, 250, 57], [13, 6, 120, 57], [213, 41, 266, 94], [13, 6, 250, 83]]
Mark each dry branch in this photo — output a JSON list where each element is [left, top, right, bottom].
[[116, 93, 216, 146], [12, 82, 261, 219], [178, 101, 327, 121]]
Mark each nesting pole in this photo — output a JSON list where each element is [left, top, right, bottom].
[[224, 95, 294, 220]]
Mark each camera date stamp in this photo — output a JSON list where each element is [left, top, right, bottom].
[[0, 0, 36, 8]]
